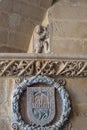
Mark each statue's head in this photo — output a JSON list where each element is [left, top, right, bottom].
[[35, 25, 42, 34]]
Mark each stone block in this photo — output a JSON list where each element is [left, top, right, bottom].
[[67, 78, 87, 104], [0, 79, 14, 104], [16, 17, 36, 34], [0, 46, 25, 52], [71, 116, 87, 130], [0, 29, 8, 44], [0, 81, 7, 103], [0, 118, 10, 130], [25, 0, 40, 5], [58, 0, 87, 7], [8, 13, 21, 28], [83, 40, 87, 55], [51, 39, 85, 56], [7, 31, 31, 51], [49, 5, 87, 21], [8, 13, 37, 34], [0, 0, 13, 13], [13, 0, 45, 22], [51, 21, 87, 38], [40, 0, 53, 9], [0, 11, 8, 28], [0, 103, 10, 118]]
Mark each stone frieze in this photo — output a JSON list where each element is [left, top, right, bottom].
[[0, 54, 87, 77]]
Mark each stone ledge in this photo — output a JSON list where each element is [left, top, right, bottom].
[[0, 53, 87, 60]]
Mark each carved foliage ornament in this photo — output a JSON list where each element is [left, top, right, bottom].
[[0, 59, 87, 77], [12, 76, 71, 130]]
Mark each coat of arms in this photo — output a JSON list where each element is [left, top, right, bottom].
[[12, 76, 71, 130], [27, 86, 55, 126]]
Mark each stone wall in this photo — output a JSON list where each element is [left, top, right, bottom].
[[0, 0, 87, 130], [0, 0, 52, 52], [49, 0, 87, 56], [0, 77, 87, 130], [0, 78, 15, 130]]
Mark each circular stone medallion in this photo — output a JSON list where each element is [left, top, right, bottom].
[[12, 76, 71, 130]]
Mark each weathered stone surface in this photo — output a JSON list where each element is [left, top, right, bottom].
[[49, 5, 87, 21], [8, 13, 21, 28], [0, 12, 8, 28], [71, 116, 87, 130], [7, 31, 31, 51], [13, 0, 45, 21], [0, 0, 13, 13], [51, 21, 87, 38], [48, 0, 87, 56], [51, 39, 86, 55], [0, 46, 25, 52], [0, 78, 14, 130], [0, 80, 7, 103], [16, 17, 36, 34], [0, 79, 14, 104], [0, 118, 10, 130], [67, 78, 87, 104], [0, 0, 52, 52], [40, 0, 53, 9], [0, 29, 8, 44], [57, 0, 87, 7]]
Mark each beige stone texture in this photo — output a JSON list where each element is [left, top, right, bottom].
[[66, 78, 87, 130], [7, 31, 31, 52], [0, 29, 8, 44], [49, 4, 87, 20], [12, 0, 45, 21], [0, 12, 9, 28], [56, 0, 87, 7], [40, 0, 53, 9], [0, 0, 13, 13], [0, 0, 53, 52], [0, 118, 10, 130], [48, 0, 87, 55], [51, 21, 87, 38], [51, 39, 86, 56], [0, 78, 15, 130]]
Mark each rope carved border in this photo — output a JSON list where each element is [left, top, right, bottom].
[[0, 59, 87, 77], [12, 76, 71, 130]]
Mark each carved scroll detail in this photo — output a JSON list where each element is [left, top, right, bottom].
[[0, 59, 87, 77], [12, 123, 18, 130]]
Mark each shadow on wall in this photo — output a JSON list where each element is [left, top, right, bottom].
[[52, 0, 60, 5]]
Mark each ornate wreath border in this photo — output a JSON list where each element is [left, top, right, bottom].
[[12, 76, 71, 130]]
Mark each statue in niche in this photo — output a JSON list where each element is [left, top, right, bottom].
[[33, 25, 50, 53]]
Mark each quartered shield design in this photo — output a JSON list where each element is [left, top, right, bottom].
[[27, 86, 55, 126]]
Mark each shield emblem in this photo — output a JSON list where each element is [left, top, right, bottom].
[[27, 86, 55, 126]]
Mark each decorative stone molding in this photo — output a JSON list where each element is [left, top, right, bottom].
[[12, 123, 18, 130], [12, 76, 71, 130], [0, 54, 87, 77]]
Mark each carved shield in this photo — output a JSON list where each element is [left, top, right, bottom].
[[27, 87, 55, 126]]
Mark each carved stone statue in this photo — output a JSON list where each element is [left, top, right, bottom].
[[33, 25, 50, 53]]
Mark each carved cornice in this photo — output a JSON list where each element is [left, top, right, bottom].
[[0, 53, 87, 77]]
